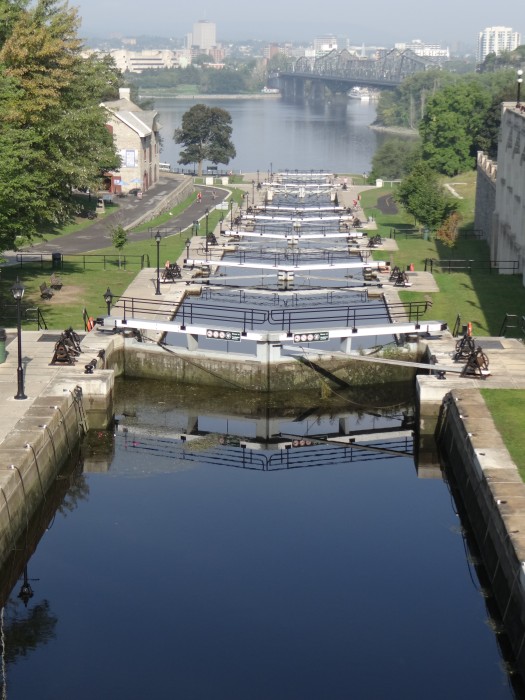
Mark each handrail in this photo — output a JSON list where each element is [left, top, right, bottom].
[[113, 295, 432, 333], [424, 258, 520, 274]]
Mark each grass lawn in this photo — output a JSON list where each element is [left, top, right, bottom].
[[3, 187, 247, 330], [360, 177, 525, 338], [480, 390, 525, 479]]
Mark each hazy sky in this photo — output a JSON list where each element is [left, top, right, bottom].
[[72, 0, 522, 49]]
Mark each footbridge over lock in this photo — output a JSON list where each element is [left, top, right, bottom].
[[275, 48, 438, 100]]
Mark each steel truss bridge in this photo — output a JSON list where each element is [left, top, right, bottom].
[[275, 48, 438, 98]]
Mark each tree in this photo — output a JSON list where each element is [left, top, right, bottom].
[[396, 161, 457, 230], [174, 104, 236, 176], [419, 80, 492, 175], [111, 223, 128, 267], [370, 138, 421, 180], [0, 0, 121, 251]]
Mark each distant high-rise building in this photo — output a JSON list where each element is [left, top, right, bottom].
[[192, 20, 216, 51], [477, 26, 521, 63]]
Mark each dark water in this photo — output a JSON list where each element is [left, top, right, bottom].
[[155, 96, 385, 175], [0, 382, 516, 699]]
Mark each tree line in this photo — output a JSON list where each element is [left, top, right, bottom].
[[0, 0, 122, 251]]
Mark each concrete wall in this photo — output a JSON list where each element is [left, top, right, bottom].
[[122, 340, 417, 393], [0, 395, 82, 567], [436, 390, 525, 681]]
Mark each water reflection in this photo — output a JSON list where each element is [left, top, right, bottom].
[[0, 384, 521, 699]]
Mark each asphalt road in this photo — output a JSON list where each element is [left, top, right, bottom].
[[20, 176, 228, 256]]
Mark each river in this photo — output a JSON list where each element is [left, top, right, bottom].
[[154, 95, 387, 175], [0, 98, 520, 699]]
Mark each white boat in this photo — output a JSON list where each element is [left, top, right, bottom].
[[261, 86, 280, 94], [348, 87, 377, 101]]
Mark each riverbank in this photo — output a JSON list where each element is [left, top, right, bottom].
[[369, 123, 419, 137], [138, 92, 280, 100]]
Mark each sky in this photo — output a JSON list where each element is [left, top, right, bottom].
[[71, 0, 523, 50]]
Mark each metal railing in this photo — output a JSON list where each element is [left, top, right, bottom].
[[0, 304, 48, 329], [499, 313, 525, 336], [15, 253, 150, 270], [113, 296, 431, 334], [424, 258, 520, 274]]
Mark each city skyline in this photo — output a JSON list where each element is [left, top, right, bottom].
[[73, 0, 522, 49]]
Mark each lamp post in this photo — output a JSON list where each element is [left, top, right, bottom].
[[185, 237, 191, 259], [252, 180, 255, 206], [244, 192, 249, 212], [517, 69, 523, 107], [155, 230, 162, 295], [205, 208, 209, 257], [11, 278, 26, 400], [103, 286, 114, 315], [230, 200, 234, 228]]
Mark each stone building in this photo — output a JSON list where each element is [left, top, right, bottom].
[[492, 103, 525, 283], [101, 88, 161, 195]]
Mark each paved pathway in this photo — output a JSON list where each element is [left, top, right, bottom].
[[4, 175, 229, 258]]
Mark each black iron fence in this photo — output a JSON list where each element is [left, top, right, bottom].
[[15, 253, 150, 270], [499, 313, 525, 336], [1, 304, 47, 329], [424, 258, 519, 274]]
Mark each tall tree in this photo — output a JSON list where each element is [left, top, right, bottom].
[[174, 104, 236, 176], [0, 0, 121, 250], [419, 80, 492, 175]]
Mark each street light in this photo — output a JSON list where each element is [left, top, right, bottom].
[[103, 286, 114, 315], [244, 192, 249, 212], [11, 278, 26, 400], [517, 69, 523, 107], [230, 200, 234, 228], [155, 230, 162, 295], [252, 180, 255, 206], [205, 207, 209, 257], [185, 237, 191, 259]]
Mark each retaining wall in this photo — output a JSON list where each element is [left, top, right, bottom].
[[122, 341, 418, 393], [436, 389, 525, 681]]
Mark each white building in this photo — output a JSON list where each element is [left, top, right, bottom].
[[395, 40, 449, 59], [109, 50, 176, 74], [192, 20, 216, 51], [477, 26, 521, 63], [313, 36, 338, 56]]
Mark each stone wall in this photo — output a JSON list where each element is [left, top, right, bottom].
[[475, 151, 497, 244], [493, 104, 525, 283], [436, 389, 525, 682]]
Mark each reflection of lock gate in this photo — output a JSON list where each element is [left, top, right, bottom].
[[277, 270, 294, 290]]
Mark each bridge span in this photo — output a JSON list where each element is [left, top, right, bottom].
[[275, 48, 438, 99]]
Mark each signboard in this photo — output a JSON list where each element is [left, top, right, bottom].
[[206, 329, 241, 342], [293, 332, 329, 343]]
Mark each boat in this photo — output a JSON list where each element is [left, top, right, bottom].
[[348, 87, 378, 101], [261, 86, 280, 94]]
